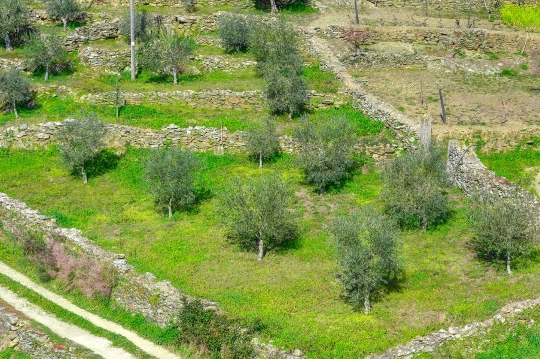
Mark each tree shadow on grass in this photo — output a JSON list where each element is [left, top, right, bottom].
[[77, 149, 121, 180]]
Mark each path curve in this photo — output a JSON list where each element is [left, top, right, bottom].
[[0, 284, 135, 359], [0, 261, 180, 359]]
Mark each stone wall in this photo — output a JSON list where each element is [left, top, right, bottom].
[[79, 46, 131, 71], [79, 89, 347, 111], [447, 140, 540, 212], [0, 122, 299, 153], [0, 304, 79, 359], [318, 25, 539, 53], [64, 19, 121, 51]]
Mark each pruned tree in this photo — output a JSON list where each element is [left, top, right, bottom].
[[343, 28, 372, 55], [217, 13, 253, 53], [250, 19, 303, 77], [245, 117, 281, 168], [119, 9, 151, 44], [56, 114, 107, 184], [0, 67, 30, 119], [330, 208, 401, 314], [44, 0, 81, 30], [219, 174, 297, 261], [139, 33, 195, 85], [23, 33, 66, 82], [264, 68, 308, 119], [295, 116, 357, 194], [0, 0, 29, 51], [380, 143, 449, 230], [143, 147, 200, 217], [469, 193, 540, 274], [250, 19, 307, 118]]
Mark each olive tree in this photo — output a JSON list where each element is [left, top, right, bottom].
[[217, 13, 253, 53], [219, 175, 297, 261], [119, 10, 151, 44], [56, 114, 107, 184], [469, 193, 540, 274], [44, 0, 81, 30], [245, 118, 281, 168], [0, 0, 29, 51], [264, 68, 308, 118], [380, 143, 449, 230], [139, 33, 195, 85], [295, 116, 357, 194], [330, 208, 401, 314], [23, 33, 66, 82], [143, 147, 200, 218], [0, 67, 30, 119]]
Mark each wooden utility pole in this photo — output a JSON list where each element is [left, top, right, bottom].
[[439, 89, 447, 124], [354, 0, 360, 24], [130, 0, 135, 80]]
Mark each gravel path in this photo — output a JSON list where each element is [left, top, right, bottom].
[[0, 284, 135, 359], [0, 261, 180, 359]]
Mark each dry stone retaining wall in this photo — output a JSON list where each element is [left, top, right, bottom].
[[0, 304, 79, 359], [318, 25, 539, 53], [0, 122, 299, 154], [447, 140, 540, 214]]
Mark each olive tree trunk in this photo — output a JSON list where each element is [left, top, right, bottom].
[[81, 166, 88, 184], [12, 101, 18, 119], [45, 64, 50, 82], [4, 34, 13, 52], [507, 253, 512, 275], [269, 0, 278, 13], [62, 18, 68, 30], [364, 293, 371, 314], [259, 153, 263, 169], [173, 71, 178, 85], [258, 238, 265, 261], [168, 198, 173, 218]]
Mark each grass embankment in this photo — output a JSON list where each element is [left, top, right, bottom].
[[478, 142, 540, 195], [1, 137, 540, 358]]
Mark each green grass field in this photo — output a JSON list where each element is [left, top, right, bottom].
[[1, 146, 540, 358]]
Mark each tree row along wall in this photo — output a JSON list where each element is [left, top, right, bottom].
[[365, 0, 540, 10], [318, 25, 540, 54], [0, 304, 81, 358], [0, 193, 305, 359], [447, 140, 540, 215]]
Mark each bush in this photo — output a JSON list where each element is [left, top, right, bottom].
[[295, 116, 357, 194], [177, 299, 253, 358], [265, 68, 308, 118], [380, 143, 450, 230], [245, 117, 281, 168], [217, 13, 253, 53], [501, 4, 540, 29]]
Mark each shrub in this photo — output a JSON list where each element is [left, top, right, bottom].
[[181, 0, 197, 13], [217, 13, 253, 53], [501, 4, 540, 29], [380, 143, 450, 230], [176, 299, 253, 358]]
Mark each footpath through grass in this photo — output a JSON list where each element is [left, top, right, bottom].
[[1, 147, 540, 358]]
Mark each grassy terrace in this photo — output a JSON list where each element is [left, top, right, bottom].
[[1, 143, 540, 358]]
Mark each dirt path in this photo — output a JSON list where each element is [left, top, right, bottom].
[[0, 284, 135, 359], [0, 261, 180, 359]]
